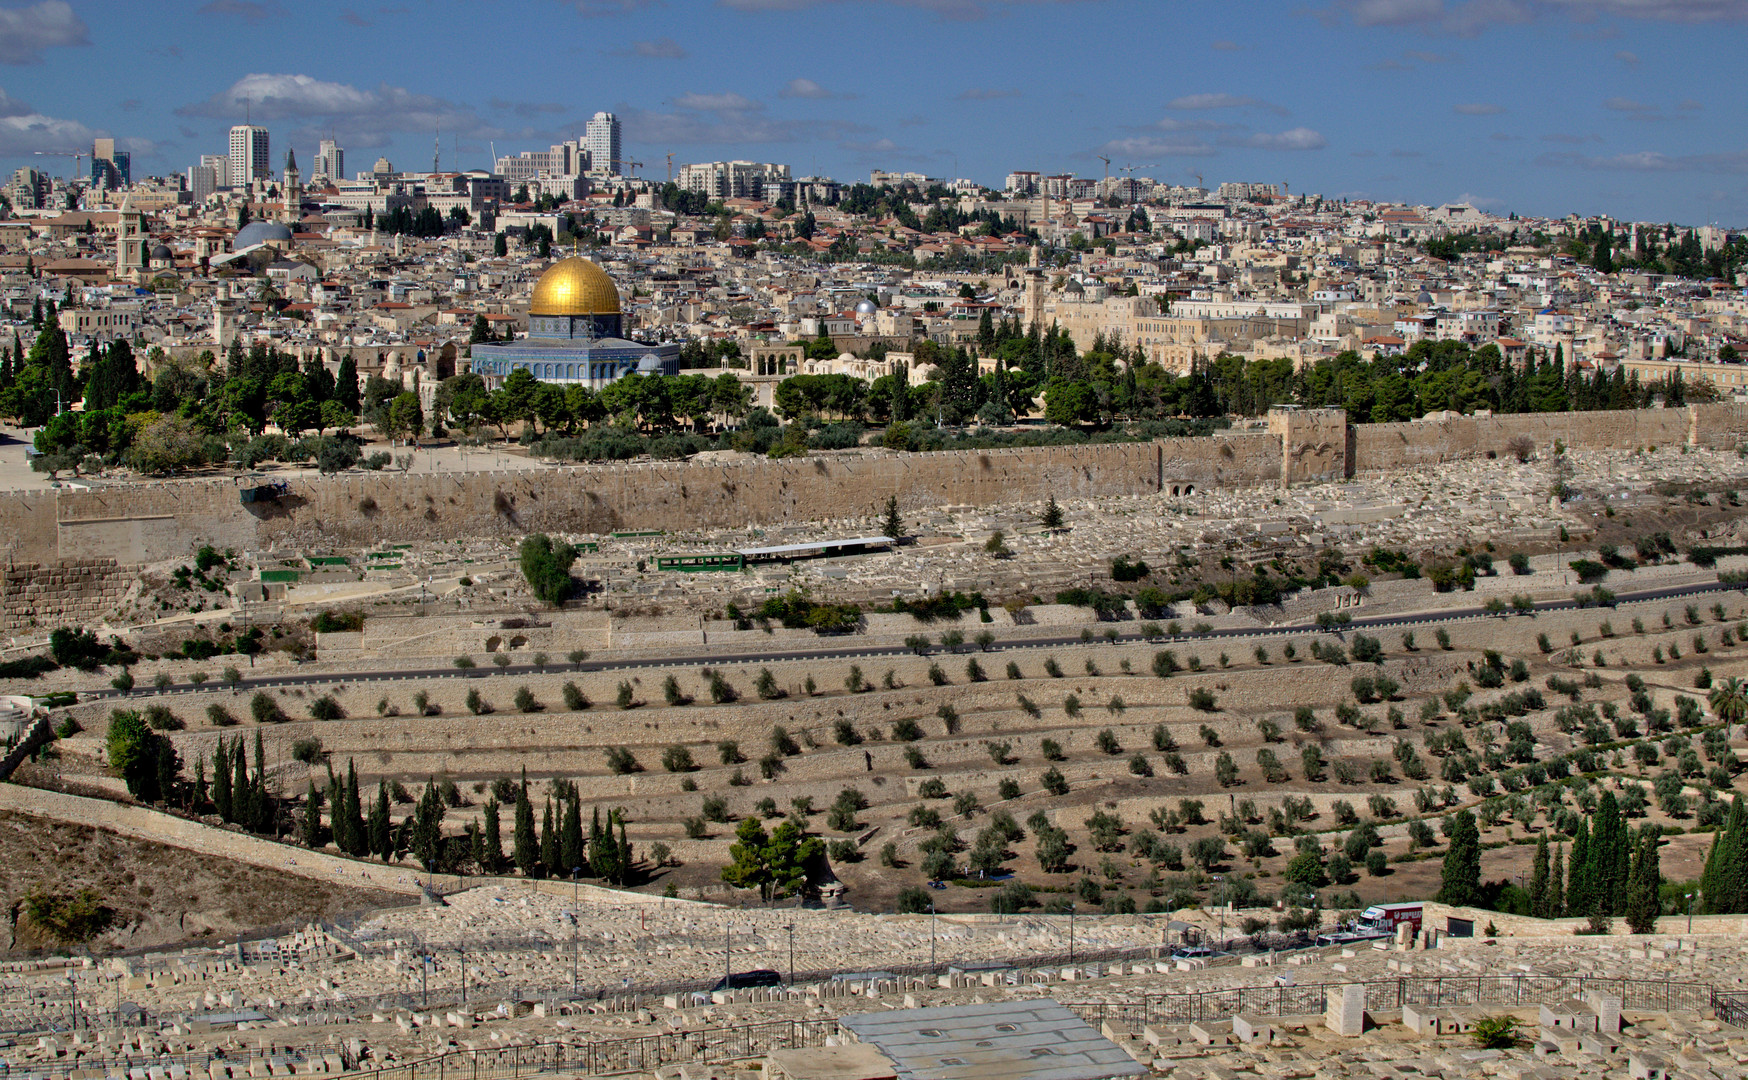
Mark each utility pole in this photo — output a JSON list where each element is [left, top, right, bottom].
[[784, 923, 795, 987]]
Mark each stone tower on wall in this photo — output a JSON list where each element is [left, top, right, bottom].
[[1268, 406, 1348, 487]]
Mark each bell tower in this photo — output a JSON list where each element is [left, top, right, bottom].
[[115, 193, 145, 282], [282, 148, 302, 225]]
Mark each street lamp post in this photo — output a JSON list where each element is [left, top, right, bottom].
[[1685, 892, 1695, 934], [930, 901, 936, 973], [784, 923, 795, 987], [1068, 903, 1076, 966]]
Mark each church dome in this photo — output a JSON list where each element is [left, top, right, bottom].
[[149, 244, 173, 260], [234, 221, 293, 251], [529, 257, 621, 317], [854, 298, 878, 314]]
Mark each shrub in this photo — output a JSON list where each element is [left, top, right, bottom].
[[290, 736, 324, 764], [1041, 767, 1069, 795], [1188, 687, 1218, 712], [249, 691, 281, 724], [308, 695, 344, 721], [604, 747, 641, 774], [662, 745, 696, 772], [513, 685, 540, 712], [562, 682, 589, 710]]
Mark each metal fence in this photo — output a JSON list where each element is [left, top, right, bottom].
[[1062, 975, 1721, 1028]]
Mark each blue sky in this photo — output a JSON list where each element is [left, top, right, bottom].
[[1, 0, 1744, 225]]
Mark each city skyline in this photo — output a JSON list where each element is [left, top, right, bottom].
[[0, 0, 1744, 224]]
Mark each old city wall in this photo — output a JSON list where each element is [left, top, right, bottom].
[[1348, 404, 1748, 474], [0, 558, 138, 633], [1, 405, 1745, 576]]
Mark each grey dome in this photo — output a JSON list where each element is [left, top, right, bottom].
[[234, 221, 293, 251], [149, 244, 173, 260], [854, 298, 878, 314]]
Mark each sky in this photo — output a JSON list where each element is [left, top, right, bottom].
[[0, 0, 1744, 226]]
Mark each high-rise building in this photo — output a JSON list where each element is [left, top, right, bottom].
[[586, 112, 622, 177], [676, 161, 790, 200], [313, 138, 343, 185], [200, 154, 229, 189], [90, 138, 131, 189], [188, 164, 218, 201], [228, 125, 270, 188]]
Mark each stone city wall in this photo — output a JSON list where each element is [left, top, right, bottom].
[[0, 558, 138, 633], [0, 405, 1744, 630]]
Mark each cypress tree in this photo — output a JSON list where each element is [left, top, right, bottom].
[[343, 760, 365, 856], [559, 796, 584, 878], [251, 730, 271, 833], [213, 739, 233, 821], [369, 782, 391, 860], [302, 780, 323, 847], [616, 813, 632, 885], [1549, 842, 1565, 918], [412, 781, 445, 872], [1568, 819, 1593, 918], [1438, 809, 1481, 906], [513, 779, 537, 877], [481, 798, 503, 875], [231, 735, 250, 828], [1625, 829, 1662, 934], [1594, 791, 1629, 915], [540, 799, 558, 878], [1529, 833, 1550, 919], [1702, 798, 1745, 913]]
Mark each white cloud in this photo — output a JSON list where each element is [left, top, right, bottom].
[[196, 0, 284, 21], [0, 1, 89, 65], [1537, 147, 1748, 172], [1096, 136, 1217, 157], [1454, 102, 1505, 114], [779, 78, 847, 99], [177, 73, 498, 150], [0, 90, 98, 155], [1327, 0, 1748, 34], [719, 0, 1103, 20], [1604, 95, 1654, 111], [614, 37, 687, 58], [1237, 127, 1328, 150], [1614, 48, 1640, 63], [1168, 92, 1286, 115], [671, 91, 762, 113]]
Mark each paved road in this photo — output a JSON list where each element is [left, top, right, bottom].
[[82, 577, 1742, 705]]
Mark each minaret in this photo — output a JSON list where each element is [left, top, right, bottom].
[[282, 148, 301, 225]]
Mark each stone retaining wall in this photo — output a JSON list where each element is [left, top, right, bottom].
[[0, 558, 138, 632]]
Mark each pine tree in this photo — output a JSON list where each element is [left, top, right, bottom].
[[481, 798, 503, 875], [513, 779, 537, 877], [540, 799, 558, 878], [1438, 809, 1482, 906], [1529, 832, 1550, 919], [1549, 842, 1565, 918], [880, 495, 903, 542]]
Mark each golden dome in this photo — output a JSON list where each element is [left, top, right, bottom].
[[529, 257, 621, 316]]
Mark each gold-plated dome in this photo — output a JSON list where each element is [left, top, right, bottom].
[[529, 257, 621, 316]]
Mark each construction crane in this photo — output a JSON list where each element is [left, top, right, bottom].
[[35, 150, 86, 178], [621, 159, 644, 178], [1119, 164, 1155, 205], [1193, 172, 1204, 191], [1097, 155, 1111, 184]]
